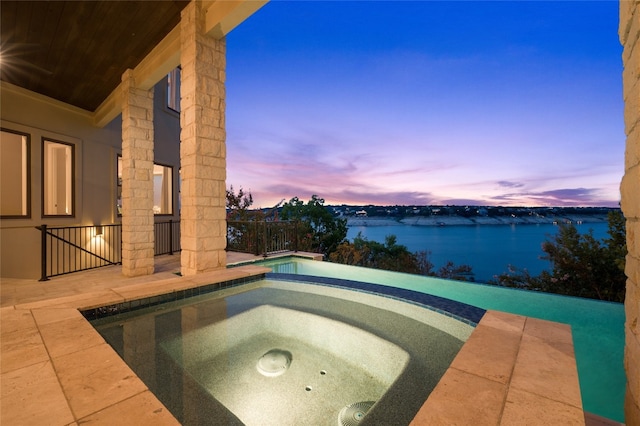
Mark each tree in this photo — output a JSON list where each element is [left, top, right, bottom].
[[492, 210, 626, 302], [226, 186, 257, 220], [437, 261, 475, 281], [225, 186, 262, 252], [357, 234, 425, 274], [280, 195, 348, 256], [329, 233, 474, 281]]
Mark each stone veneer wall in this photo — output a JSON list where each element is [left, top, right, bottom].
[[179, 2, 228, 276], [621, 1, 640, 424], [121, 69, 155, 277]]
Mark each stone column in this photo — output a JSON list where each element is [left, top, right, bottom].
[[179, 1, 227, 276], [620, 1, 640, 424], [121, 69, 155, 277]]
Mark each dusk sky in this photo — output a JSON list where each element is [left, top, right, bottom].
[[225, 1, 624, 209]]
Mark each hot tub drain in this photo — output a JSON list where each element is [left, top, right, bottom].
[[256, 349, 292, 377], [338, 401, 375, 426]]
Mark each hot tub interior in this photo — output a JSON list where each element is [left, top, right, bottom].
[[91, 279, 473, 425]]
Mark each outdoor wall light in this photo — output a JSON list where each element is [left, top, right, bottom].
[[95, 225, 103, 236]]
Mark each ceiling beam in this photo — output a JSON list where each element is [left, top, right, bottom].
[[1, 81, 92, 121], [205, 0, 268, 39], [93, 24, 181, 128]]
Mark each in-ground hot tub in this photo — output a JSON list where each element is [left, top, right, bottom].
[[91, 277, 479, 425], [161, 305, 409, 425]]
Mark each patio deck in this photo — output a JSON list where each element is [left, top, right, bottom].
[[1, 251, 278, 309], [0, 252, 616, 425]]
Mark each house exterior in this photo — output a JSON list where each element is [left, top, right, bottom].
[[0, 0, 639, 422], [1, 0, 266, 280], [1, 73, 180, 279]]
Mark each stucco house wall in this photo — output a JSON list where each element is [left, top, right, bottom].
[[0, 77, 181, 279]]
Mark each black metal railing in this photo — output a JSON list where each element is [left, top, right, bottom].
[[37, 221, 181, 281], [36, 224, 122, 281], [227, 220, 301, 256], [36, 219, 303, 280], [155, 220, 181, 255]]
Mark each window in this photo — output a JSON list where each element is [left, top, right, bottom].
[[1, 129, 30, 218], [153, 163, 173, 215], [117, 156, 173, 215], [43, 139, 74, 217], [167, 67, 181, 112]]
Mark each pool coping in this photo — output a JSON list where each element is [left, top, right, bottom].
[[266, 272, 487, 326], [412, 310, 585, 425], [1, 264, 586, 425]]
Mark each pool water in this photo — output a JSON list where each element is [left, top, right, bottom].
[[261, 257, 626, 422], [92, 279, 473, 425], [161, 304, 409, 425]]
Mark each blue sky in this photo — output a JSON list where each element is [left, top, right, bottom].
[[225, 1, 624, 208]]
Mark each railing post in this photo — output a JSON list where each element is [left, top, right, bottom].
[[254, 221, 260, 256], [39, 224, 49, 281], [168, 220, 174, 255], [262, 221, 268, 258], [294, 220, 299, 252]]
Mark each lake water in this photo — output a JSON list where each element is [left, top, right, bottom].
[[347, 222, 610, 283]]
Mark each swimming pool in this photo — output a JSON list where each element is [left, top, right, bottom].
[[91, 277, 477, 425], [259, 256, 626, 422]]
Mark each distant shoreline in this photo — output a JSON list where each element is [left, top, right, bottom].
[[346, 214, 610, 227]]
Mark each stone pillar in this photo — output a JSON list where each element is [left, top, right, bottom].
[[121, 69, 155, 277], [620, 1, 640, 424], [179, 1, 227, 276]]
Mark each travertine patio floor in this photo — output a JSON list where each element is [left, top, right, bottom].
[[0, 252, 613, 425]]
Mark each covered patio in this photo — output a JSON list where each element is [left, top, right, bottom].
[[1, 0, 638, 424]]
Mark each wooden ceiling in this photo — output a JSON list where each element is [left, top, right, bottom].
[[1, 1, 190, 112]]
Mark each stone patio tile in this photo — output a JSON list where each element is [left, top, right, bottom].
[[184, 266, 270, 285], [58, 291, 127, 311], [1, 307, 36, 334], [37, 313, 106, 358], [112, 277, 198, 300], [77, 391, 179, 425], [110, 266, 270, 301], [449, 318, 522, 384], [231, 265, 272, 275], [410, 368, 507, 426], [480, 309, 527, 333], [15, 290, 124, 311], [183, 274, 235, 286], [52, 343, 148, 420], [31, 307, 83, 326], [510, 319, 582, 408], [1, 360, 75, 425], [523, 315, 574, 343], [501, 387, 585, 425], [1, 324, 49, 374]]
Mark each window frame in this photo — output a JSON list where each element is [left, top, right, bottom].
[[166, 67, 181, 113], [0, 128, 31, 219], [116, 155, 175, 216], [153, 161, 174, 216], [42, 137, 75, 218]]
